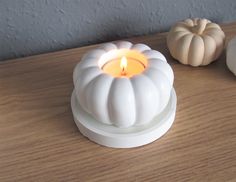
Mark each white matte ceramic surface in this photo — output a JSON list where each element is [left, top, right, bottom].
[[71, 89, 177, 148], [73, 41, 174, 128], [227, 36, 236, 76]]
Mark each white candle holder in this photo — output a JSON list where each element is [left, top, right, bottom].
[[71, 41, 177, 148]]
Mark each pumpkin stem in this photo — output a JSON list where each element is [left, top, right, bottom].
[[192, 19, 207, 34]]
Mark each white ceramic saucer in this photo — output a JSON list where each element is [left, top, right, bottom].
[[71, 89, 177, 148]]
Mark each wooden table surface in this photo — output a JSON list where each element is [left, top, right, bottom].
[[0, 22, 236, 182]]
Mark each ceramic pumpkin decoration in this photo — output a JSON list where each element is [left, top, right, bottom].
[[226, 36, 236, 76], [73, 41, 174, 128], [167, 18, 225, 66]]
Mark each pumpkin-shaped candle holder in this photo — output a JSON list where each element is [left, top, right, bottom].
[[167, 18, 225, 66], [71, 41, 177, 148]]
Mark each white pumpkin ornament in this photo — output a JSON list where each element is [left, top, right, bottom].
[[71, 41, 177, 148], [167, 18, 225, 66], [227, 36, 236, 76]]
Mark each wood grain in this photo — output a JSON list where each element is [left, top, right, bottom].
[[0, 22, 236, 182]]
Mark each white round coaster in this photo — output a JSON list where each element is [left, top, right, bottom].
[[71, 89, 177, 148]]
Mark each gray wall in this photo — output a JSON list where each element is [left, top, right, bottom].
[[1, 0, 236, 61]]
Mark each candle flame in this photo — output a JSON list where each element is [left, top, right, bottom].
[[120, 56, 127, 75]]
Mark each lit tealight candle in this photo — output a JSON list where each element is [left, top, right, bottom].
[[99, 49, 148, 77], [102, 56, 145, 77]]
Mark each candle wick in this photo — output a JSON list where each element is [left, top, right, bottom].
[[121, 67, 126, 76]]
